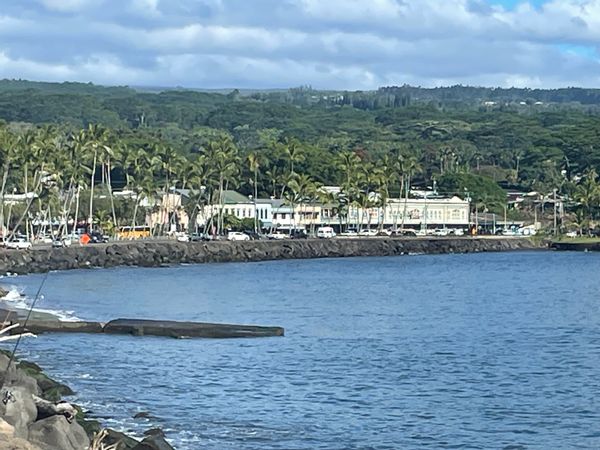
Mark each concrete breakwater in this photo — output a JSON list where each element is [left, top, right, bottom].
[[550, 240, 600, 251], [0, 237, 540, 274], [5, 316, 285, 339]]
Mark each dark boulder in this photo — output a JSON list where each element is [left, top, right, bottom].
[[132, 434, 174, 450], [97, 429, 140, 449]]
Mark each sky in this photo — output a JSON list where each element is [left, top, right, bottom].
[[0, 0, 599, 90]]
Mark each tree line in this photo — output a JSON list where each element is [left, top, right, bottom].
[[0, 80, 600, 237]]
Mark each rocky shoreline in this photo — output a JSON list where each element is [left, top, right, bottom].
[[0, 350, 174, 450], [0, 237, 541, 275]]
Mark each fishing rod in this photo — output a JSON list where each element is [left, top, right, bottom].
[[1, 271, 50, 401]]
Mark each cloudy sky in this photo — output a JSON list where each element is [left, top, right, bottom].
[[1, 0, 599, 89]]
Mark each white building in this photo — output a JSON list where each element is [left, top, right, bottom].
[[196, 190, 469, 232]]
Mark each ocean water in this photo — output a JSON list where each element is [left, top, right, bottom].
[[2, 252, 600, 449]]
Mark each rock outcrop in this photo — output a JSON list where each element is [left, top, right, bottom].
[[0, 352, 174, 449], [27, 416, 89, 450], [0, 353, 89, 450], [0, 237, 540, 275]]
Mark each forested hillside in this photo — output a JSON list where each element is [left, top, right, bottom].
[[0, 79, 599, 229]]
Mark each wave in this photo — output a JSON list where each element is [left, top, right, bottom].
[[0, 286, 82, 322]]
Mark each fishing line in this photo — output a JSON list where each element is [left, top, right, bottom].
[[1, 271, 50, 398]]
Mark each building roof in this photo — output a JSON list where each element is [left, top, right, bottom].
[[216, 190, 253, 204]]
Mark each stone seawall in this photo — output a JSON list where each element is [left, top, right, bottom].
[[0, 237, 540, 275]]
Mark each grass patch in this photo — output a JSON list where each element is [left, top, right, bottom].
[[553, 237, 600, 244]]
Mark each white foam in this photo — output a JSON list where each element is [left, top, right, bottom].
[[1, 287, 82, 322]]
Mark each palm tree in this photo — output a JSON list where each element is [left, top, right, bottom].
[[375, 155, 395, 231], [0, 127, 18, 237], [282, 137, 304, 176], [399, 154, 423, 230], [83, 124, 109, 230], [285, 173, 314, 233], [575, 168, 600, 224], [280, 137, 304, 199], [336, 151, 361, 231], [187, 154, 215, 233], [205, 136, 239, 235], [265, 166, 283, 198], [247, 152, 262, 232]]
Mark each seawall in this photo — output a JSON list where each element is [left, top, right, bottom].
[[550, 240, 600, 251], [0, 237, 540, 275]]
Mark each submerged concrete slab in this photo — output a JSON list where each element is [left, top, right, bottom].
[[103, 318, 284, 338], [8, 317, 284, 339], [19, 321, 104, 334]]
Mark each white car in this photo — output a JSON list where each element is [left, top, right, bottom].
[[317, 227, 336, 239], [175, 232, 190, 242], [4, 238, 32, 250], [268, 231, 289, 240], [518, 227, 537, 236], [227, 231, 250, 241], [37, 235, 54, 244], [358, 229, 378, 237]]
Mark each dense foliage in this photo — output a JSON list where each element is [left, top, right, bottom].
[[1, 79, 600, 236]]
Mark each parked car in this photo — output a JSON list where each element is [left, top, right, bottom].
[[565, 230, 578, 238], [518, 226, 537, 236], [89, 231, 109, 243], [37, 235, 54, 244], [338, 230, 358, 238], [189, 232, 209, 242], [391, 229, 417, 237], [290, 229, 308, 239], [433, 229, 450, 236], [502, 228, 518, 236], [316, 226, 336, 239], [227, 231, 250, 241], [376, 229, 392, 237], [450, 228, 465, 236], [51, 238, 69, 248], [267, 230, 289, 240], [176, 233, 190, 242], [358, 229, 378, 237], [4, 238, 32, 250], [242, 230, 267, 240]]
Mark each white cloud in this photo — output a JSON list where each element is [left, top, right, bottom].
[[129, 0, 161, 17], [1, 0, 600, 89], [37, 0, 100, 13]]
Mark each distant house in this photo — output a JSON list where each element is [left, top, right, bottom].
[[197, 190, 270, 227]]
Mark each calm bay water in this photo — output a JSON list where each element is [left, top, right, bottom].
[[2, 251, 600, 449]]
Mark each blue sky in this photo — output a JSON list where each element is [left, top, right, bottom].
[[0, 0, 599, 89]]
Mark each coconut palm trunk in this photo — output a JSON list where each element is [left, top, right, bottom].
[[88, 148, 98, 230], [107, 158, 117, 229]]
